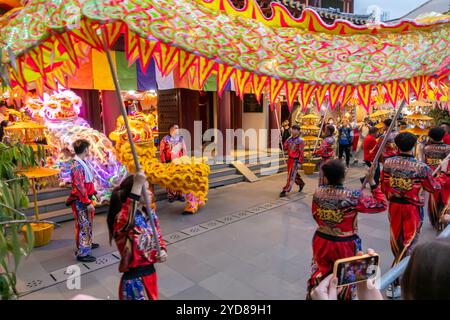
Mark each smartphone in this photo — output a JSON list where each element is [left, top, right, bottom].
[[333, 254, 380, 287]]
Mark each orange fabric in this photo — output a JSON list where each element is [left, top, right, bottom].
[[67, 51, 93, 89]]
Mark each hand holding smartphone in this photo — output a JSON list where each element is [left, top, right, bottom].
[[333, 254, 380, 287]]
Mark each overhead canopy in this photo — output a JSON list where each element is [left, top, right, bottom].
[[0, 0, 449, 110]]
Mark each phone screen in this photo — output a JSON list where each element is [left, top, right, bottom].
[[334, 255, 379, 287]]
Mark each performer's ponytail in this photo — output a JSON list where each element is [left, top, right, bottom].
[[107, 175, 134, 244]]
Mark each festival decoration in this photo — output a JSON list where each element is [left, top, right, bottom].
[[0, 0, 448, 110], [23, 90, 125, 202], [109, 112, 210, 213]]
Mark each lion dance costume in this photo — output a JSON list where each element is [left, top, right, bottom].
[[381, 154, 446, 286], [423, 142, 450, 231], [307, 184, 387, 300], [109, 112, 209, 214]]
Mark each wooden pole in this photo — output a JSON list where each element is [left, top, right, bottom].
[[361, 100, 406, 189], [99, 27, 161, 256], [272, 102, 287, 166]]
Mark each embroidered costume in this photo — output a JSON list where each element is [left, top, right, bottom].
[[159, 135, 203, 213], [381, 154, 445, 285], [376, 130, 399, 163], [66, 156, 97, 258], [307, 184, 387, 300], [423, 142, 450, 231], [113, 198, 166, 300], [282, 136, 305, 193], [314, 135, 335, 186]]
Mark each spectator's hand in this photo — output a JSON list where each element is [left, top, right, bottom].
[[439, 214, 450, 224], [310, 274, 341, 300], [355, 248, 384, 300], [131, 170, 147, 196], [87, 203, 95, 213], [156, 249, 168, 263]]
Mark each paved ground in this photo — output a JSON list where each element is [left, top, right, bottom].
[[17, 165, 439, 300]]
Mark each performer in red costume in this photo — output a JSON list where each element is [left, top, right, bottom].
[[314, 125, 336, 186], [441, 122, 450, 145], [307, 159, 387, 300], [280, 125, 304, 197], [107, 172, 167, 300], [376, 118, 399, 163], [381, 132, 448, 299], [159, 124, 187, 202], [65, 139, 99, 263], [422, 127, 450, 231]]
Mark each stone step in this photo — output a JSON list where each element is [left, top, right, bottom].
[[25, 196, 68, 216], [32, 204, 109, 223]]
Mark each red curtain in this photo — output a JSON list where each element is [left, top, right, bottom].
[[72, 89, 102, 131], [101, 90, 121, 138]]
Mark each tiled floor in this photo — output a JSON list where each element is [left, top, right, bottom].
[[17, 166, 440, 300]]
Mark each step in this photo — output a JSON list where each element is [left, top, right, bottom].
[[38, 204, 109, 223], [208, 167, 238, 179], [28, 187, 70, 202], [25, 196, 68, 216], [209, 174, 245, 188]]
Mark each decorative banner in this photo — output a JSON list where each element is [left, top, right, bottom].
[[252, 74, 268, 104], [285, 81, 301, 111], [187, 62, 200, 90], [179, 50, 197, 80], [383, 80, 399, 106], [137, 58, 157, 91], [27, 47, 46, 80], [116, 51, 137, 90], [125, 27, 139, 65], [198, 57, 216, 89], [299, 83, 316, 111], [399, 80, 410, 103], [67, 50, 93, 89], [54, 69, 68, 88], [159, 43, 179, 76], [70, 19, 102, 51], [235, 69, 251, 98], [328, 84, 343, 110], [55, 33, 79, 68], [45, 74, 58, 91], [102, 22, 124, 48], [340, 85, 355, 108], [137, 38, 157, 73], [409, 76, 423, 99], [92, 49, 116, 90], [356, 84, 372, 111], [35, 77, 44, 98], [315, 84, 329, 111], [420, 75, 431, 100], [217, 63, 234, 97], [269, 78, 285, 107]]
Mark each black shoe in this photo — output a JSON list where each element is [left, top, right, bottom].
[[279, 191, 287, 198], [178, 196, 186, 202], [91, 243, 100, 249], [168, 198, 175, 203], [182, 211, 193, 215], [77, 255, 96, 263]]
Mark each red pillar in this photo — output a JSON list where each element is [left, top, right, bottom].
[[217, 92, 232, 161]]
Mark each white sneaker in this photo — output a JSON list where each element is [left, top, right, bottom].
[[386, 284, 401, 299]]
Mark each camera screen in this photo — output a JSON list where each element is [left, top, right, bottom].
[[336, 256, 379, 286]]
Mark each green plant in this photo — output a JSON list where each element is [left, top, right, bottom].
[[0, 142, 46, 299], [429, 108, 450, 126]]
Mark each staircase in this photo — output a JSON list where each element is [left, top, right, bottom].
[[27, 151, 288, 223]]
